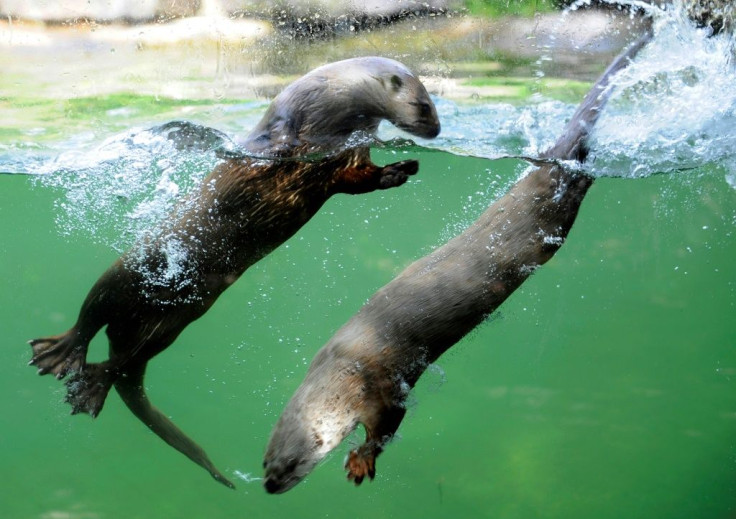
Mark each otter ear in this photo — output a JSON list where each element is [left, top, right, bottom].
[[390, 75, 403, 91]]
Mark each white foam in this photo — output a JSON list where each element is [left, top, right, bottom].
[[587, 2, 736, 182], [33, 125, 222, 252]]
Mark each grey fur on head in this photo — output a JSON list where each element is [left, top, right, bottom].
[[242, 56, 440, 156]]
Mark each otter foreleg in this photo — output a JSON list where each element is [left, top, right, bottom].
[[377, 160, 419, 190], [346, 405, 406, 485], [335, 159, 419, 195], [114, 364, 236, 489]]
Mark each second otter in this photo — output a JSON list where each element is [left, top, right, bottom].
[[28, 57, 440, 489], [262, 36, 653, 494]]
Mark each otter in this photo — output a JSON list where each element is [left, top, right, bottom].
[[28, 57, 440, 490], [262, 34, 653, 494]]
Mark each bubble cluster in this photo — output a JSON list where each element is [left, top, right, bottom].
[[32, 123, 227, 252]]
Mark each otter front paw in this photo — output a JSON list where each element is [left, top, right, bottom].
[[378, 160, 419, 189], [345, 447, 377, 485]]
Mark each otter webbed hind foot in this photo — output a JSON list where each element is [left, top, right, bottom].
[[64, 362, 116, 418], [29, 332, 86, 379]]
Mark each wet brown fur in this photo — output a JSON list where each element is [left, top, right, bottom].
[[28, 147, 420, 489], [28, 57, 439, 489]]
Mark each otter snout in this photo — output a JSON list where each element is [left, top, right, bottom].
[[263, 423, 322, 494], [263, 474, 288, 494], [390, 86, 440, 140], [402, 98, 441, 138], [263, 453, 313, 494]]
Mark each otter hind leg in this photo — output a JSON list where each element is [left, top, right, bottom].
[[115, 365, 235, 489], [64, 361, 116, 418], [29, 330, 87, 379]]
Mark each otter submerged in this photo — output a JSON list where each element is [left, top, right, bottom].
[[28, 57, 440, 489], [262, 34, 653, 493]]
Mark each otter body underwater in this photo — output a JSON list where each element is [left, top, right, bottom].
[[28, 57, 440, 489], [261, 34, 654, 494]]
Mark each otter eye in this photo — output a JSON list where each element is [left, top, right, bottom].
[[390, 75, 403, 91]]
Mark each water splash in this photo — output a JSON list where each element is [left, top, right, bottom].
[[585, 1, 736, 182], [399, 3, 736, 189], [378, 97, 574, 159], [30, 123, 229, 252]]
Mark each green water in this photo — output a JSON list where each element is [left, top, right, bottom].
[[2, 140, 735, 517]]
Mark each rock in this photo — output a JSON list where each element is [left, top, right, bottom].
[[221, 0, 458, 38]]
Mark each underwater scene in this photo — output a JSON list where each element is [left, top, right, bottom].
[[1, 1, 735, 518]]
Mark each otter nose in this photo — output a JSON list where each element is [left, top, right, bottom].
[[264, 476, 281, 494]]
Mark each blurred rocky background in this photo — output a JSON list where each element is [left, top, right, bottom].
[[0, 1, 730, 101], [0, 0, 456, 25]]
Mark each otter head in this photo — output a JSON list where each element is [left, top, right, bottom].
[[262, 408, 323, 494], [263, 352, 366, 493], [351, 56, 441, 140], [243, 56, 440, 156]]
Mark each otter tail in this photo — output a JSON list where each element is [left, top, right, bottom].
[[114, 364, 235, 489], [544, 27, 653, 162], [29, 329, 87, 379]]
